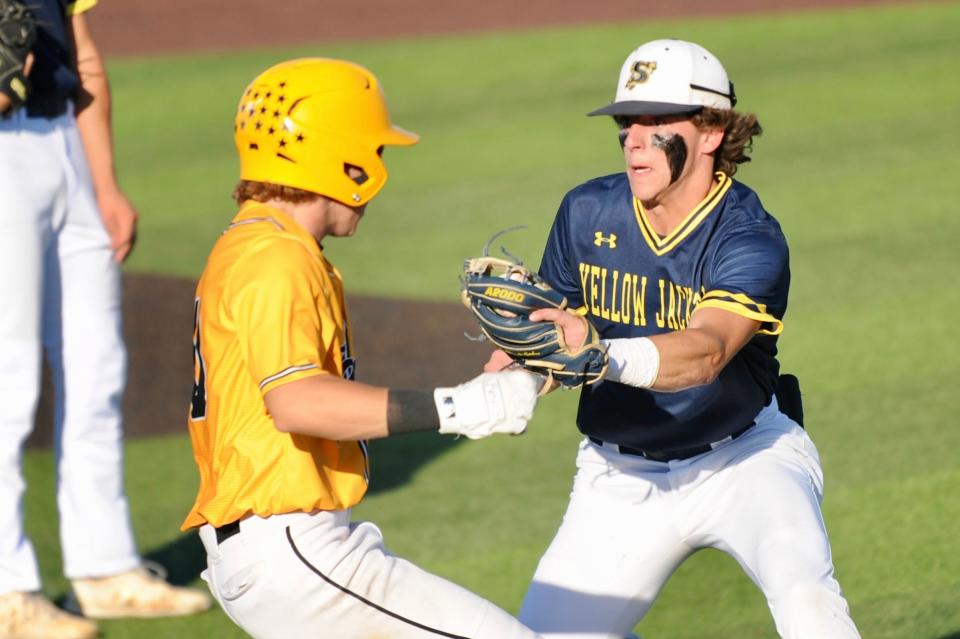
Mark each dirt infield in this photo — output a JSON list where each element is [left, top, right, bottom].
[[30, 0, 905, 447], [29, 275, 492, 448], [87, 0, 908, 57]]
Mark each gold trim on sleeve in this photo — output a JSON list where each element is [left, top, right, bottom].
[[65, 0, 98, 16], [699, 289, 783, 335]]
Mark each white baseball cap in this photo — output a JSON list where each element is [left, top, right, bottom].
[[588, 39, 737, 117]]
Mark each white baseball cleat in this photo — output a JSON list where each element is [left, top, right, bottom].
[[64, 561, 212, 619], [0, 590, 98, 639]]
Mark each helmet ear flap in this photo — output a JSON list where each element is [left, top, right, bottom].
[[327, 137, 389, 204], [234, 58, 418, 206], [343, 163, 369, 186]]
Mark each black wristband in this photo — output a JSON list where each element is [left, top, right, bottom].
[[386, 389, 441, 436]]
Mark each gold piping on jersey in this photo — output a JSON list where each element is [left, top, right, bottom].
[[225, 217, 286, 233], [258, 363, 321, 390], [698, 289, 783, 335], [633, 172, 732, 256]]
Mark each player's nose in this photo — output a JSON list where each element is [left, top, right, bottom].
[[619, 123, 650, 150]]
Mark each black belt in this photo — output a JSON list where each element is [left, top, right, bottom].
[[589, 422, 754, 462], [215, 520, 241, 545]]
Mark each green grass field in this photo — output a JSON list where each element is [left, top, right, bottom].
[[22, 2, 960, 637]]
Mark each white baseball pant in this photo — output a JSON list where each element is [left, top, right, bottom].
[[0, 107, 139, 593], [198, 510, 542, 639], [519, 399, 861, 639]]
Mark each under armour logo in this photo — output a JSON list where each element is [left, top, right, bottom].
[[594, 232, 617, 248], [625, 61, 657, 90]]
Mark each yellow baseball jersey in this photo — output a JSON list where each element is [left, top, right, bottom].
[[182, 202, 369, 530]]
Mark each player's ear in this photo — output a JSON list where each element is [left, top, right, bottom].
[[700, 127, 724, 155]]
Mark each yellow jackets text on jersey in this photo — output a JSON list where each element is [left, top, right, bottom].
[[182, 203, 368, 530]]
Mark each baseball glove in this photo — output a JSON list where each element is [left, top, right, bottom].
[[0, 0, 37, 112], [461, 227, 608, 389]]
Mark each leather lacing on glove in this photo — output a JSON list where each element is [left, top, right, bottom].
[[461, 227, 608, 391]]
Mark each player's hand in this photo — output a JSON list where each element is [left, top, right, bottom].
[[435, 369, 543, 439], [97, 188, 139, 263], [529, 307, 589, 351], [484, 349, 514, 373], [482, 311, 592, 370], [483, 350, 560, 395]]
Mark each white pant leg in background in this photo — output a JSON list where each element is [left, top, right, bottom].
[[199, 511, 542, 639], [0, 112, 62, 593], [0, 112, 138, 594], [43, 115, 138, 579], [520, 401, 859, 639]]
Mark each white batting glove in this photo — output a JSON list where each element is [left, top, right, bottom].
[[434, 369, 543, 439]]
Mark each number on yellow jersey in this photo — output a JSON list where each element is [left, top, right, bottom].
[[191, 298, 207, 421]]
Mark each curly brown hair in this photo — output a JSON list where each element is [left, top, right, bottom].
[[692, 107, 762, 176], [232, 180, 321, 206]]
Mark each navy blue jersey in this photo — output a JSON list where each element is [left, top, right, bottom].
[[26, 0, 88, 114], [539, 171, 789, 452]]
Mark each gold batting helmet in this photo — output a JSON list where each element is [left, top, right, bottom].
[[234, 58, 418, 206]]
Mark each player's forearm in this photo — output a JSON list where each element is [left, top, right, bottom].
[[264, 369, 540, 441], [606, 322, 747, 391], [69, 12, 120, 198], [603, 331, 722, 392], [605, 310, 759, 391], [265, 375, 392, 441], [647, 329, 727, 390]]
